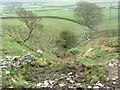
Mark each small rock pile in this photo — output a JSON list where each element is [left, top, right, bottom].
[[105, 59, 119, 88], [0, 54, 37, 69], [35, 72, 84, 88]]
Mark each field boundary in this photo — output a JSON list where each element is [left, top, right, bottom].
[[1, 16, 81, 25]]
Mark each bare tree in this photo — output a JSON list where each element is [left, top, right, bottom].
[[16, 8, 43, 42], [74, 2, 103, 31]]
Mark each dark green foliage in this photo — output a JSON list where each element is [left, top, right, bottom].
[[56, 30, 78, 51]]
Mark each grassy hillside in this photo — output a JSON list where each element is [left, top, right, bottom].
[[2, 18, 85, 59], [1, 1, 119, 88]]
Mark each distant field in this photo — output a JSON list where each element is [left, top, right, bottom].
[[1, 8, 118, 20], [94, 2, 118, 7], [36, 10, 74, 19], [1, 2, 118, 19]]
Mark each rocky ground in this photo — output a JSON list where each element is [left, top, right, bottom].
[[0, 54, 119, 89], [105, 59, 119, 89]]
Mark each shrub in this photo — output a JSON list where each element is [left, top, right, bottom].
[[56, 30, 78, 51]]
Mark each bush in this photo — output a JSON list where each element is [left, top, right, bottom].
[[56, 30, 78, 51]]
